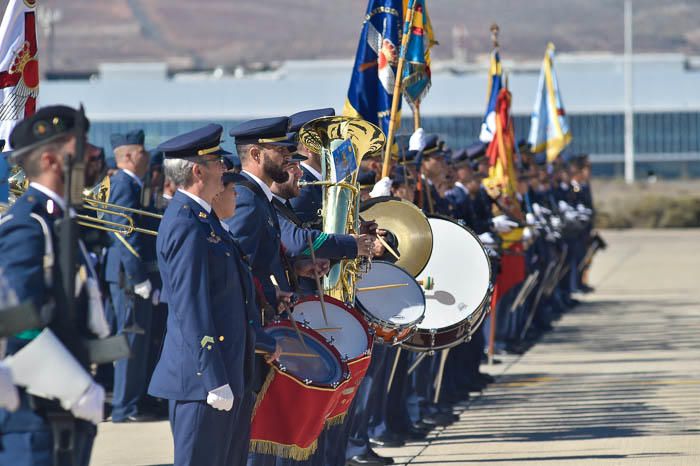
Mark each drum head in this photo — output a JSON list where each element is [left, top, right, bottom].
[[293, 297, 370, 361], [264, 325, 344, 386], [356, 261, 425, 328], [416, 217, 491, 331]]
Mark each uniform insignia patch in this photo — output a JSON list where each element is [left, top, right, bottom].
[[200, 336, 214, 348], [267, 216, 274, 227], [207, 231, 221, 244], [198, 212, 208, 219]]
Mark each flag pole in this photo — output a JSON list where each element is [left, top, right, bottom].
[[382, 0, 418, 178], [413, 102, 421, 131], [487, 23, 500, 366]]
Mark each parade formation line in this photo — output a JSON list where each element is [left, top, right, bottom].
[[373, 229, 700, 466]]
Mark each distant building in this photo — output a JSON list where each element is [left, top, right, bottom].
[[41, 54, 700, 178]]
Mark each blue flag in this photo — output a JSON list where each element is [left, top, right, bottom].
[[343, 0, 403, 135], [479, 50, 503, 143]]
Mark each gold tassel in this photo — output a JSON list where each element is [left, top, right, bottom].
[[249, 439, 318, 461], [324, 412, 347, 427], [251, 367, 275, 419]]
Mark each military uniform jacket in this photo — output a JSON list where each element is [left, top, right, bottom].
[[469, 187, 494, 234], [289, 165, 323, 230], [0, 186, 92, 365], [148, 191, 258, 399], [445, 184, 477, 228], [225, 172, 290, 307], [104, 169, 150, 285], [272, 197, 357, 260]]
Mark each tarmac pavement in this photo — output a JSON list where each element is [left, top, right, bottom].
[[90, 229, 700, 466]]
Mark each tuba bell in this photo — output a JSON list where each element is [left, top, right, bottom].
[[298, 116, 386, 303]]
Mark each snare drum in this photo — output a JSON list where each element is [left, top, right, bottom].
[[293, 295, 373, 423], [250, 321, 349, 459], [356, 261, 425, 345], [402, 216, 492, 352]]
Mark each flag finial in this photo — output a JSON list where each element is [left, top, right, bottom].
[[490, 23, 500, 49]]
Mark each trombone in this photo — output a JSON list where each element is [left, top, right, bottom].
[[8, 167, 160, 236]]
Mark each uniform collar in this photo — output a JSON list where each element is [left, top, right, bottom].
[[220, 220, 230, 232], [271, 193, 287, 204], [300, 162, 322, 181], [454, 181, 468, 195], [177, 188, 212, 213], [242, 170, 273, 202], [121, 168, 143, 188], [29, 182, 66, 213]]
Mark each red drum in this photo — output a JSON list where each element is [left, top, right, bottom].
[[292, 295, 373, 424], [250, 321, 349, 460]]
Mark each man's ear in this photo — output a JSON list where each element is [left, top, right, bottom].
[[249, 146, 261, 162], [191, 162, 203, 180]]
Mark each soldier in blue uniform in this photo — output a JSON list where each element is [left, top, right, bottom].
[[104, 129, 156, 423], [0, 105, 108, 466], [270, 162, 373, 263], [288, 108, 336, 230], [226, 116, 330, 466], [416, 134, 452, 216], [148, 124, 265, 466]]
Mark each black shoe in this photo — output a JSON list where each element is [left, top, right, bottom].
[[477, 373, 495, 384], [346, 454, 385, 466], [401, 426, 429, 441], [369, 435, 405, 448], [409, 421, 433, 432], [579, 284, 594, 293], [422, 412, 456, 427], [112, 413, 158, 423], [367, 449, 395, 465]]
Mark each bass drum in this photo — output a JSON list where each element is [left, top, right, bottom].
[[250, 321, 349, 459], [292, 295, 373, 424], [402, 216, 492, 352], [355, 260, 425, 345]]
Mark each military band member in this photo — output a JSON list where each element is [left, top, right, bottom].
[[104, 129, 155, 423], [288, 108, 336, 230], [226, 116, 330, 466], [148, 124, 256, 466], [0, 105, 108, 466]]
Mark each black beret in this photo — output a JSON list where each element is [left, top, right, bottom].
[[111, 129, 145, 150], [10, 105, 90, 157]]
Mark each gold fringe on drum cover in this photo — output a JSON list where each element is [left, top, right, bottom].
[[248, 438, 319, 462]]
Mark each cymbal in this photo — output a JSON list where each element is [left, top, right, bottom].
[[361, 196, 433, 277]]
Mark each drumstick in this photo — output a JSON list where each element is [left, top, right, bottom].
[[376, 235, 400, 261], [314, 327, 342, 332], [269, 274, 309, 353], [357, 283, 409, 292], [255, 349, 319, 358], [306, 236, 329, 326]]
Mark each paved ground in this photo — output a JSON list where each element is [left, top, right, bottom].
[[91, 229, 700, 466]]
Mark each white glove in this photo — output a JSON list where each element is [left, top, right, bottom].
[[408, 127, 426, 152], [550, 216, 562, 230], [478, 232, 496, 245], [491, 215, 518, 233], [0, 362, 20, 412], [576, 204, 593, 216], [577, 213, 590, 223], [207, 384, 234, 412], [369, 177, 392, 198], [522, 227, 534, 242], [558, 200, 573, 213], [564, 210, 578, 222], [525, 212, 537, 226], [134, 279, 152, 300], [86, 277, 110, 339], [532, 203, 551, 218], [70, 382, 105, 425]]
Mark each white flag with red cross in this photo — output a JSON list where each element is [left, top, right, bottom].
[[0, 0, 39, 149]]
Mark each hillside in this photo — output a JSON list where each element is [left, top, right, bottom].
[[8, 0, 700, 72]]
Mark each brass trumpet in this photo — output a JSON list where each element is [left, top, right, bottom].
[[8, 167, 160, 236]]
